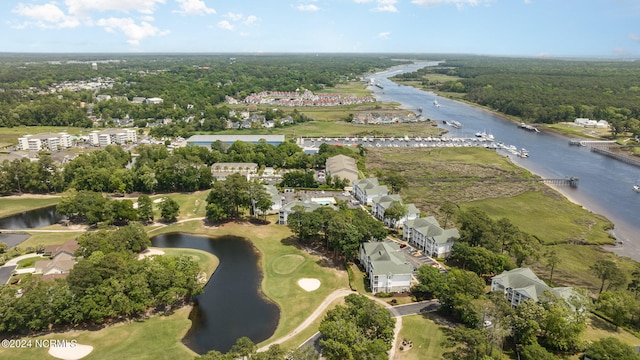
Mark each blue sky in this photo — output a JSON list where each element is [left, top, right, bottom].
[[1, 0, 640, 58]]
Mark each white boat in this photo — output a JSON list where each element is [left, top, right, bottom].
[[634, 178, 640, 193], [434, 99, 440, 107]]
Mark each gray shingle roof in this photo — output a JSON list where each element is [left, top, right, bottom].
[[361, 242, 413, 276]]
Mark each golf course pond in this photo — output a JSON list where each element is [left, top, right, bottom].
[[151, 233, 280, 354]]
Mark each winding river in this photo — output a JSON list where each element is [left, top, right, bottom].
[[368, 62, 640, 260]]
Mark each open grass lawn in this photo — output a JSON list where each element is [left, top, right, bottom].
[[563, 314, 640, 360], [349, 262, 369, 293], [320, 81, 373, 97], [0, 196, 60, 218], [19, 231, 81, 249], [462, 191, 614, 246], [149, 191, 208, 220], [395, 314, 448, 360], [0, 307, 197, 360], [16, 256, 40, 268]]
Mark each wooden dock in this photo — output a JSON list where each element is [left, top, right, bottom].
[[411, 177, 579, 187], [591, 147, 640, 167]]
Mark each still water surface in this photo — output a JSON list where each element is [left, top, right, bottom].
[[151, 233, 280, 354], [0, 205, 60, 229]]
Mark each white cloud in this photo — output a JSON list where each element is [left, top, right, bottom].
[[411, 0, 494, 7], [174, 0, 215, 15], [244, 15, 258, 25], [354, 0, 373, 3], [378, 31, 391, 39], [297, 4, 320, 11], [97, 17, 168, 45], [65, 0, 167, 16], [356, 0, 398, 12], [226, 12, 244, 21], [12, 3, 81, 28], [629, 33, 640, 42], [217, 20, 234, 31]]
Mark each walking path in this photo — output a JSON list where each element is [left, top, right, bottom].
[[257, 288, 418, 359]]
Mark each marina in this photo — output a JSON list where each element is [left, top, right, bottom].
[[366, 61, 640, 260]]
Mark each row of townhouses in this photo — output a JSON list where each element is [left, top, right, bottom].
[[352, 177, 460, 259], [16, 129, 138, 152]]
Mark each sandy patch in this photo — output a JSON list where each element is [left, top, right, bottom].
[[153, 198, 164, 203], [138, 247, 165, 260], [48, 343, 93, 360], [297, 278, 321, 292]]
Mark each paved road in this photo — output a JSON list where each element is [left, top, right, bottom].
[[0, 265, 17, 285]]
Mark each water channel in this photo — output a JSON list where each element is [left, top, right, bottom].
[[151, 233, 280, 354], [367, 62, 640, 259]]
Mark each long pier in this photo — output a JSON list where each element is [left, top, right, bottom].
[[591, 147, 640, 167], [408, 177, 579, 187]]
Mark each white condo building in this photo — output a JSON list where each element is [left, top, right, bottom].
[[17, 133, 72, 152], [89, 129, 137, 147]]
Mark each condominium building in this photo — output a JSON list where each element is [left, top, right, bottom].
[[17, 132, 72, 151], [89, 129, 137, 147]]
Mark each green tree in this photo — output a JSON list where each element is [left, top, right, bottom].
[[137, 194, 154, 223], [545, 249, 560, 286], [590, 259, 626, 294], [518, 342, 559, 360], [159, 197, 180, 223], [319, 294, 394, 360], [383, 172, 408, 194], [596, 291, 637, 329], [439, 202, 458, 228], [584, 337, 640, 360], [383, 200, 407, 228]]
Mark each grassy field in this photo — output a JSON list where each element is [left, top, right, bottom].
[[148, 191, 208, 220], [0, 126, 87, 146], [199, 118, 444, 140], [320, 81, 373, 97], [0, 307, 197, 360], [395, 314, 448, 360], [0, 196, 60, 218]]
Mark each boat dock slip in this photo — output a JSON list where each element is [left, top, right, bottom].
[[518, 123, 540, 132], [405, 177, 580, 187]]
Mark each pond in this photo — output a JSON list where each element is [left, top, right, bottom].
[[0, 205, 60, 229], [151, 233, 280, 354]]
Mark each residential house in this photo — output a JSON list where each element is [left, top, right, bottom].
[[325, 154, 359, 186], [371, 194, 420, 228], [145, 97, 164, 105], [35, 240, 80, 280], [359, 241, 412, 294], [491, 268, 576, 308], [402, 216, 459, 258], [352, 178, 389, 205]]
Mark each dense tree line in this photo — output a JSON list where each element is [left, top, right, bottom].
[[0, 54, 402, 128], [393, 56, 640, 132], [0, 225, 202, 333], [319, 294, 395, 360], [287, 206, 387, 261], [205, 173, 272, 222], [0, 142, 356, 195]]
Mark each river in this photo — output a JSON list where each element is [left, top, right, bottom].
[[367, 62, 640, 260]]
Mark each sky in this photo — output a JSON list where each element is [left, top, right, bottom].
[[1, 0, 640, 58]]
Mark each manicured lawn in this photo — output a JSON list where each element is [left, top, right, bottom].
[[16, 256, 40, 268], [321, 81, 374, 97], [565, 314, 640, 360], [19, 232, 81, 250], [149, 191, 208, 220], [0, 307, 197, 360], [277, 297, 345, 352], [349, 262, 369, 293], [395, 314, 448, 360], [0, 197, 60, 218]]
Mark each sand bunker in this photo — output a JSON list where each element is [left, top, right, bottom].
[[48, 343, 94, 360], [138, 247, 165, 259], [297, 278, 321, 292]]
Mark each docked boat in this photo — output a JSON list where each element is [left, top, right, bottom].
[[634, 184, 640, 193], [375, 83, 384, 89], [449, 120, 463, 129]]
